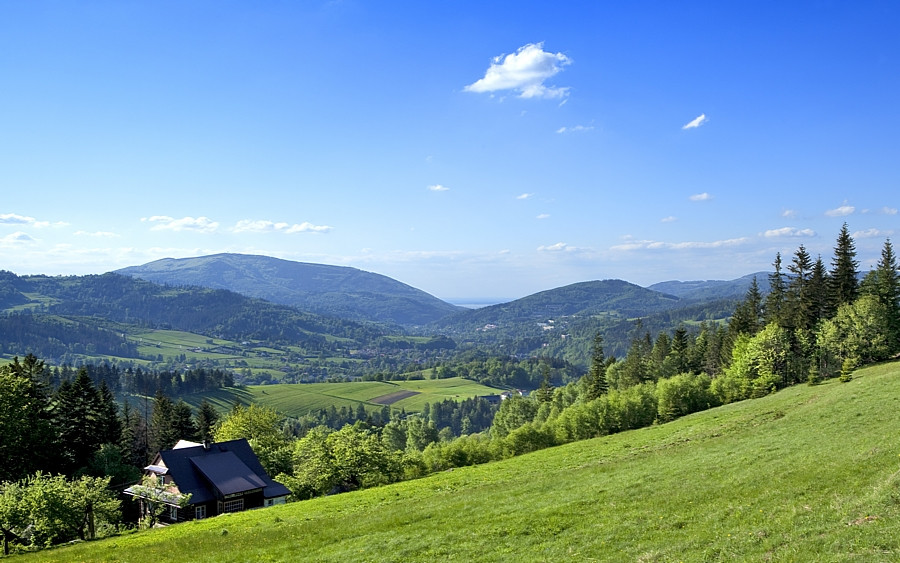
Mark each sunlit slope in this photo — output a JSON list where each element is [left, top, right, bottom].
[[180, 377, 501, 415], [25, 362, 900, 562]]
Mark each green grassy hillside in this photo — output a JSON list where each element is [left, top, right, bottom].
[[181, 377, 502, 416], [21, 362, 900, 562]]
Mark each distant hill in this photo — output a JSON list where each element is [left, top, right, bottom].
[[435, 279, 682, 330], [647, 272, 771, 302], [116, 254, 462, 327], [428, 279, 706, 360], [0, 271, 391, 366]]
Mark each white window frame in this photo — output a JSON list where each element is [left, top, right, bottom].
[[195, 505, 206, 520], [169, 505, 178, 520], [223, 498, 244, 513]]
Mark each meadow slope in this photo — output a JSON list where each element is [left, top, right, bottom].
[[180, 377, 501, 416], [19, 362, 900, 562]]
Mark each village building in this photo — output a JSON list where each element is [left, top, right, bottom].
[[125, 438, 290, 524]]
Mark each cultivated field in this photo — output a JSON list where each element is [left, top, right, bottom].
[[180, 377, 502, 416]]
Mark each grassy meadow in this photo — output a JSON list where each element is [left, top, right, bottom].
[[17, 361, 900, 562], [180, 377, 502, 416]]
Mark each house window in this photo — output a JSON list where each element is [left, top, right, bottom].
[[265, 498, 273, 507], [195, 505, 206, 520], [169, 505, 178, 521], [223, 498, 244, 513]]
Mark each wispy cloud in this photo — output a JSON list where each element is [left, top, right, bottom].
[[556, 125, 594, 134], [661, 216, 677, 223], [763, 227, 816, 238], [689, 192, 712, 202], [465, 42, 572, 100], [537, 242, 577, 252], [682, 113, 708, 130], [428, 184, 450, 192], [0, 213, 66, 228], [143, 216, 219, 233], [881, 207, 898, 215], [232, 220, 333, 234], [782, 209, 797, 218], [536, 214, 550, 220], [0, 213, 35, 225], [75, 230, 120, 238], [825, 204, 855, 217], [0, 231, 36, 245], [516, 193, 534, 200], [610, 237, 749, 251], [853, 228, 895, 239]]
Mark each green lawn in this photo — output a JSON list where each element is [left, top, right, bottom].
[[180, 377, 502, 416], [18, 362, 900, 562]]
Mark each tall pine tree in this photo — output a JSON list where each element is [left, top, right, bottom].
[[830, 222, 859, 308]]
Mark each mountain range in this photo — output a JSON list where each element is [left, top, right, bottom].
[[116, 254, 462, 327]]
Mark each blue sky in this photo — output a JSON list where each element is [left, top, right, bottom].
[[1, 1, 898, 301]]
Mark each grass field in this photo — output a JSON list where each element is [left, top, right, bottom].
[[19, 361, 900, 562], [180, 377, 502, 416]]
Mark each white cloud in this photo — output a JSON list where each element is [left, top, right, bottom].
[[682, 114, 708, 130], [610, 237, 749, 251], [556, 125, 594, 134], [465, 43, 572, 100], [232, 220, 333, 234], [428, 184, 449, 192], [0, 231, 36, 245], [782, 209, 797, 218], [825, 205, 855, 217], [661, 216, 677, 223], [537, 242, 576, 252], [144, 216, 219, 233], [536, 214, 550, 220], [516, 193, 534, 200], [763, 227, 816, 238], [689, 192, 712, 201], [0, 213, 66, 228], [75, 230, 120, 238], [881, 207, 898, 215], [0, 213, 36, 225], [853, 228, 894, 239]]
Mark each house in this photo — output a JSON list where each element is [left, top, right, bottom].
[[125, 438, 291, 524]]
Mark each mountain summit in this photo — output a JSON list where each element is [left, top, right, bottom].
[[115, 254, 461, 327]]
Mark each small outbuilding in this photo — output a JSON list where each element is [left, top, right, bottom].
[[125, 438, 290, 524]]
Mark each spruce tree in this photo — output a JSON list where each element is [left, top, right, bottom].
[[863, 238, 900, 353], [765, 252, 787, 326], [583, 333, 608, 400], [195, 400, 220, 443], [830, 222, 859, 307], [787, 244, 814, 329]]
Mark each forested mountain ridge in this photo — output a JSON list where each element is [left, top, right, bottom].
[[434, 279, 682, 329], [647, 271, 771, 301], [0, 271, 398, 366], [422, 279, 739, 363], [115, 253, 463, 327]]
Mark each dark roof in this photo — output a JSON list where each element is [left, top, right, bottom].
[[156, 439, 290, 505], [190, 451, 266, 496]]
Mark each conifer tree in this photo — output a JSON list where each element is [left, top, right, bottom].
[[862, 238, 900, 353], [54, 368, 106, 473], [808, 255, 831, 325], [583, 333, 608, 400], [787, 244, 814, 329], [830, 222, 859, 308], [195, 400, 220, 443], [765, 253, 787, 327]]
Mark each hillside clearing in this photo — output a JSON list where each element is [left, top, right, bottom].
[[18, 361, 900, 561]]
